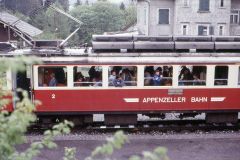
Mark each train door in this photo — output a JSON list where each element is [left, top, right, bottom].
[[14, 65, 32, 101]]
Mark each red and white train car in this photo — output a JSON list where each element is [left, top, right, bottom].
[[26, 55, 240, 124], [4, 34, 240, 125]]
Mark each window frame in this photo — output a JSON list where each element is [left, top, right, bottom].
[[214, 66, 229, 86], [181, 24, 189, 35], [35, 65, 69, 89], [107, 65, 138, 88], [158, 8, 170, 25], [183, 0, 190, 7], [143, 65, 173, 87], [198, 0, 210, 12], [178, 65, 207, 87], [230, 10, 239, 25], [73, 65, 103, 88], [197, 24, 210, 36], [219, 0, 225, 8], [218, 25, 225, 36]]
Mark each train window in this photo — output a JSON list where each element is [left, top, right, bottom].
[[38, 66, 67, 87], [108, 66, 137, 87], [178, 66, 206, 86], [214, 66, 228, 86], [144, 66, 173, 86], [74, 66, 102, 87]]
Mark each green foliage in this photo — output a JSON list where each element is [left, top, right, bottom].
[[129, 147, 169, 160], [122, 4, 137, 29], [64, 147, 77, 160], [88, 130, 128, 159], [70, 1, 125, 44], [0, 57, 74, 160], [75, 0, 82, 7], [120, 2, 126, 10], [44, 2, 71, 39], [1, 0, 42, 15]]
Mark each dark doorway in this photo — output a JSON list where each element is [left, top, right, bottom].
[[16, 70, 31, 100]]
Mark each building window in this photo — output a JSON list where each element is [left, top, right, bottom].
[[198, 25, 214, 36], [182, 24, 188, 35], [199, 0, 210, 12], [183, 0, 189, 7], [214, 66, 228, 86], [144, 66, 173, 86], [220, 0, 224, 7], [230, 10, 239, 24], [178, 66, 206, 86], [108, 66, 137, 87], [198, 25, 208, 36], [218, 25, 224, 36], [73, 66, 102, 87], [38, 66, 67, 87], [158, 9, 170, 24]]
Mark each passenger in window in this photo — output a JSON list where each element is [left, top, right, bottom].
[[88, 66, 97, 80], [113, 75, 125, 87], [122, 68, 133, 86], [109, 70, 117, 86], [49, 73, 57, 86], [153, 69, 162, 86], [144, 71, 152, 86], [179, 66, 193, 85], [163, 66, 170, 77], [55, 68, 66, 86], [193, 74, 202, 86], [113, 66, 122, 75], [92, 78, 102, 87], [74, 72, 85, 87]]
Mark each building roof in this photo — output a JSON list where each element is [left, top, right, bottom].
[[0, 12, 42, 37]]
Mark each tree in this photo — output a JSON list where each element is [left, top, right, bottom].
[[70, 1, 125, 44], [3, 0, 42, 15], [0, 57, 73, 160], [120, 2, 125, 10], [85, 0, 89, 5], [122, 4, 137, 30], [40, 2, 71, 39], [57, 0, 69, 11], [75, 0, 82, 6]]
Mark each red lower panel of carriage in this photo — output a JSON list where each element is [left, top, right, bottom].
[[1, 95, 13, 112], [34, 89, 240, 113]]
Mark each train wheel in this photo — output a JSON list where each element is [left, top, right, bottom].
[[104, 114, 137, 125], [206, 112, 238, 124]]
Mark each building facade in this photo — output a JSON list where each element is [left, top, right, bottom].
[[137, 0, 240, 36]]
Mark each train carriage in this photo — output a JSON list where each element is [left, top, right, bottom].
[[29, 56, 240, 124], [3, 35, 240, 125]]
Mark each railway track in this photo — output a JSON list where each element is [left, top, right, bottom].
[[27, 119, 240, 135]]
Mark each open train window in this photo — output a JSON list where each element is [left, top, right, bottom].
[[73, 66, 102, 87], [108, 66, 137, 87], [214, 66, 228, 86], [144, 66, 172, 86], [38, 66, 67, 87], [178, 66, 206, 86]]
